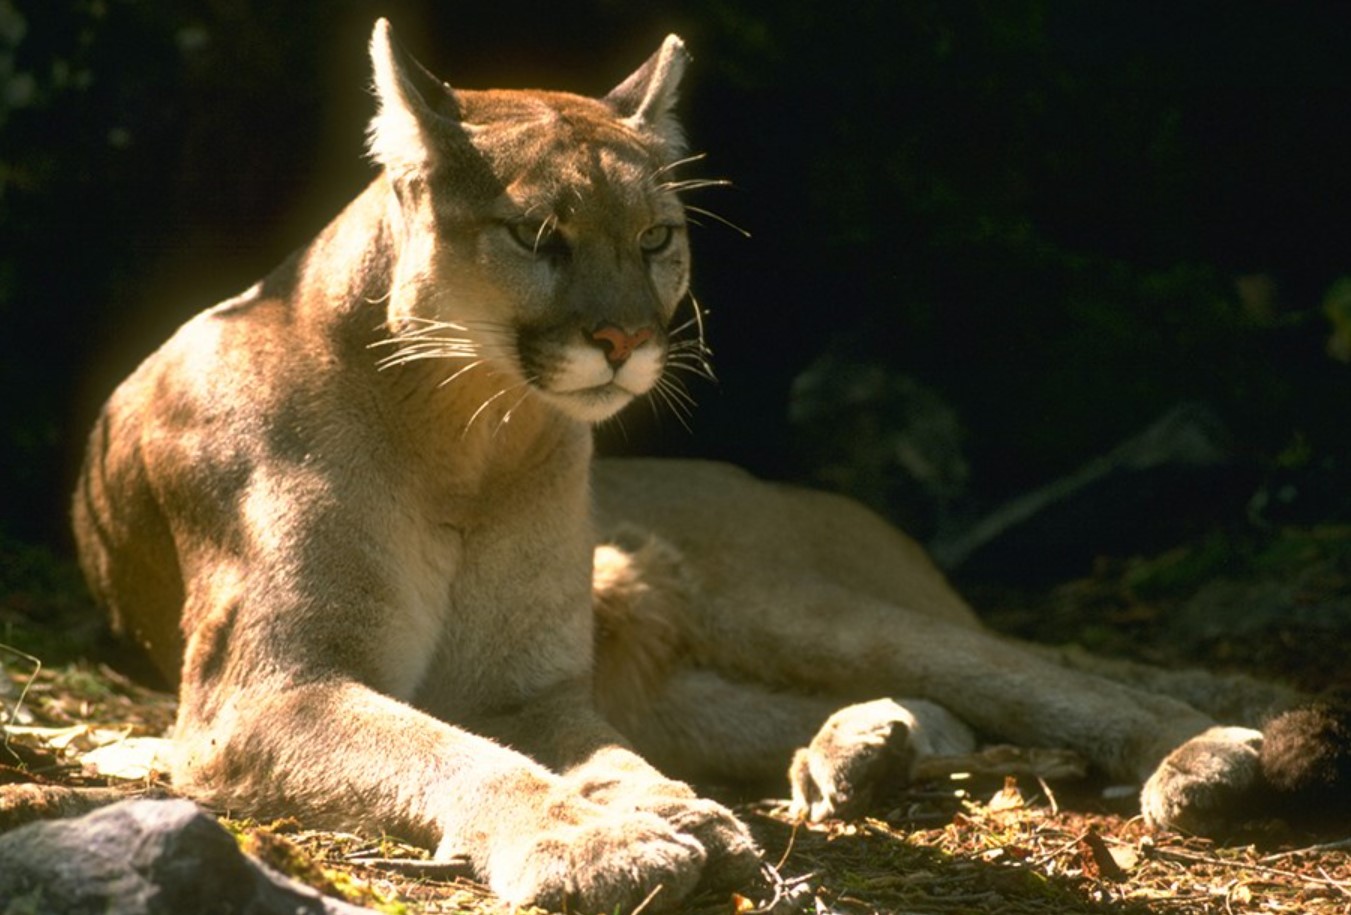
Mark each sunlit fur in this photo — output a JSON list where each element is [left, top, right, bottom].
[[72, 23, 762, 912]]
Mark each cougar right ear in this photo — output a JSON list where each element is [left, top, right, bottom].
[[605, 34, 690, 158], [367, 18, 462, 175]]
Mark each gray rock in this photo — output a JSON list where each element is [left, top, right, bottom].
[[0, 798, 376, 914]]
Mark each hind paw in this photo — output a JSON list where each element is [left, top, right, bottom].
[[788, 699, 924, 822], [1141, 726, 1264, 834]]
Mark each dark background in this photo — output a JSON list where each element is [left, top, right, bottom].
[[3, 1, 1349, 579]]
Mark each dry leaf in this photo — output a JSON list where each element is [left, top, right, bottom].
[[81, 736, 172, 781], [987, 775, 1025, 812], [1077, 830, 1128, 882]]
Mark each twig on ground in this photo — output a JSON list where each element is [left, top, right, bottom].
[[628, 881, 666, 915], [1035, 775, 1060, 816], [1260, 837, 1351, 863], [342, 855, 475, 880], [1150, 843, 1351, 892]]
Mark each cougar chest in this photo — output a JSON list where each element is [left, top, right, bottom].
[[378, 427, 596, 719]]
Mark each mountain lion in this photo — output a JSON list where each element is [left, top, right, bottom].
[[74, 19, 1344, 913]]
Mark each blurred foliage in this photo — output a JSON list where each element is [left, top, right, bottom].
[[1, 0, 338, 545], [1, 0, 1348, 549], [0, 528, 98, 660]]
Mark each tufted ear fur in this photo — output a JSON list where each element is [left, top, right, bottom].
[[367, 18, 461, 176], [604, 35, 689, 157]]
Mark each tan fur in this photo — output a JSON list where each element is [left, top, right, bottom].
[[73, 22, 757, 912], [592, 529, 695, 733], [74, 20, 1307, 913], [589, 459, 1303, 828]]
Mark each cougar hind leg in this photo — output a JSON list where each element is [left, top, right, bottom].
[[1025, 641, 1305, 727], [602, 667, 840, 785], [692, 580, 1219, 785], [607, 667, 974, 816]]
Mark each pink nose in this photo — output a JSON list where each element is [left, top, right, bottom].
[[590, 325, 654, 365]]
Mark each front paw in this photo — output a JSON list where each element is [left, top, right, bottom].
[[633, 790, 762, 892], [482, 800, 706, 912], [788, 699, 918, 822], [574, 770, 761, 894], [1141, 726, 1264, 834]]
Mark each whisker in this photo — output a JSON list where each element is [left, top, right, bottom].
[[667, 342, 714, 358], [687, 292, 717, 381], [463, 379, 532, 437], [666, 356, 717, 384], [666, 357, 716, 376], [376, 339, 479, 355], [667, 345, 716, 362], [666, 336, 712, 354], [684, 205, 751, 238], [649, 380, 679, 422], [601, 410, 630, 443], [370, 327, 476, 343], [383, 316, 472, 335], [437, 359, 488, 388], [375, 298, 516, 338], [403, 316, 470, 328], [659, 371, 697, 409], [657, 374, 698, 411], [666, 337, 713, 353], [531, 212, 559, 254], [666, 315, 700, 338], [658, 178, 733, 194], [369, 313, 484, 372], [373, 342, 478, 359], [370, 340, 477, 355], [667, 346, 715, 362], [651, 378, 695, 433], [374, 348, 479, 372], [688, 291, 709, 341], [650, 152, 709, 180], [370, 333, 475, 351], [493, 386, 536, 436]]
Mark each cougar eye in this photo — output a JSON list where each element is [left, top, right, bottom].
[[507, 221, 568, 258], [639, 224, 675, 255]]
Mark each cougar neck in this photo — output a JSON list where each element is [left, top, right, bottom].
[[290, 174, 401, 328]]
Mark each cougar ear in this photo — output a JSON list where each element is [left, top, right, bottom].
[[367, 18, 460, 175], [604, 34, 689, 156]]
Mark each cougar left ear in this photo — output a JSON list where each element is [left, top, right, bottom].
[[604, 34, 689, 155], [367, 18, 461, 175]]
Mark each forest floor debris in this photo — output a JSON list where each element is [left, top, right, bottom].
[[2, 525, 1349, 913]]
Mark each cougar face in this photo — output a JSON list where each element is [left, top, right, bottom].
[[372, 46, 692, 425], [482, 95, 690, 424]]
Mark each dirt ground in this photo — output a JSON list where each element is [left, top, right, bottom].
[[2, 524, 1348, 914]]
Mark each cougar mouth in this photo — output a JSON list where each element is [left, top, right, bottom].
[[535, 389, 615, 424], [518, 325, 667, 423], [542, 373, 655, 424]]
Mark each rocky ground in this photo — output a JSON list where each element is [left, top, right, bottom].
[[2, 523, 1349, 913]]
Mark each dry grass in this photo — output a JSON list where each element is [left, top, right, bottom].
[[4, 655, 1347, 914], [3, 526, 1350, 913]]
